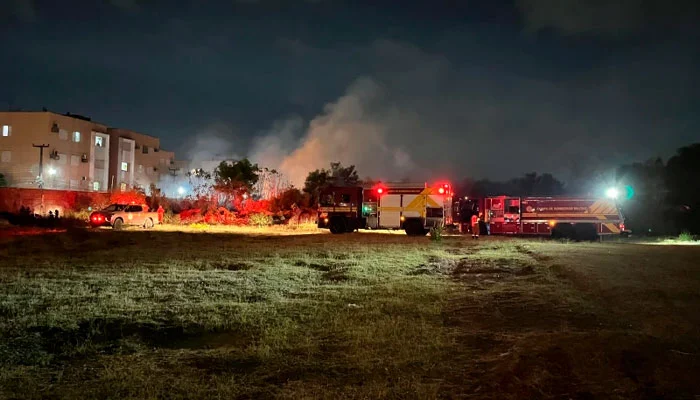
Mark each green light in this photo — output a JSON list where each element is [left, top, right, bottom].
[[625, 185, 635, 200]]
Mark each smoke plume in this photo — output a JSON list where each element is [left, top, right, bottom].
[[181, 122, 245, 172], [248, 38, 697, 187], [251, 77, 417, 187]]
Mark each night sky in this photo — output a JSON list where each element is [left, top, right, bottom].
[[2, 0, 699, 185]]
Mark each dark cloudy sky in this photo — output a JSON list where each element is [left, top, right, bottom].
[[1, 0, 699, 185]]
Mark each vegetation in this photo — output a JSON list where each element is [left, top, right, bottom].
[[248, 212, 273, 227], [429, 225, 444, 242], [1, 231, 699, 398], [304, 162, 361, 205], [459, 172, 566, 198], [214, 158, 260, 198], [677, 231, 695, 242], [0, 173, 6, 187]]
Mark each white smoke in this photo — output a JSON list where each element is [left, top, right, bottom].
[[181, 122, 244, 172], [248, 116, 304, 172], [247, 38, 695, 187], [250, 77, 418, 187]]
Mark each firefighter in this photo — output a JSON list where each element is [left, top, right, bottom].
[[157, 205, 165, 224], [471, 213, 480, 239]]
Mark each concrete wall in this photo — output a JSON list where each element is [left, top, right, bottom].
[[0, 187, 111, 215]]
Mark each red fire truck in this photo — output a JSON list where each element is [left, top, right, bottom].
[[455, 196, 629, 240], [317, 182, 454, 235]]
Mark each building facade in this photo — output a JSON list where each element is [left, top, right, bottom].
[[0, 111, 181, 194], [106, 128, 178, 192], [0, 111, 111, 191]]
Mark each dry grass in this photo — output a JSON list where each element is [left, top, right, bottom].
[[155, 222, 323, 235], [1, 230, 700, 399]]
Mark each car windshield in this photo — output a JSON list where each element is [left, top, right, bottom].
[[102, 204, 126, 212]]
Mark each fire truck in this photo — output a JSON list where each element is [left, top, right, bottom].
[[317, 182, 454, 235], [455, 196, 629, 240]]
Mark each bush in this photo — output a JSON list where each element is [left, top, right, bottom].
[[163, 210, 177, 224], [249, 213, 273, 227], [429, 226, 444, 242], [678, 231, 695, 242], [65, 209, 91, 222]]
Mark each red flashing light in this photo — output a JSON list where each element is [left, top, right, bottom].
[[438, 187, 445, 194], [376, 188, 384, 194]]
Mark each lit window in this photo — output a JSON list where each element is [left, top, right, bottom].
[[73, 131, 81, 142], [121, 162, 128, 172], [1, 125, 10, 137], [59, 130, 68, 140], [120, 182, 127, 191], [93, 181, 100, 191], [1, 150, 10, 162], [138, 164, 143, 173], [71, 155, 80, 166], [95, 136, 104, 147]]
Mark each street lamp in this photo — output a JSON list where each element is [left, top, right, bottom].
[[605, 187, 619, 200], [48, 167, 57, 176], [177, 186, 185, 196]]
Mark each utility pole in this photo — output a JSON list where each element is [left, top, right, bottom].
[[32, 144, 49, 214], [32, 144, 49, 187]]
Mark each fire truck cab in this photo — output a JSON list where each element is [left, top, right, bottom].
[[318, 182, 453, 236]]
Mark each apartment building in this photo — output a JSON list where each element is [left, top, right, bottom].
[[0, 111, 111, 191], [106, 128, 178, 192]]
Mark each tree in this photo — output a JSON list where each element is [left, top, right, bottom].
[[329, 162, 360, 186], [214, 159, 260, 199], [461, 173, 565, 197], [272, 187, 308, 212], [616, 158, 670, 235], [254, 167, 290, 200], [666, 143, 700, 233], [508, 172, 565, 196], [303, 162, 361, 206], [0, 173, 6, 187], [187, 168, 214, 200], [303, 169, 330, 206]]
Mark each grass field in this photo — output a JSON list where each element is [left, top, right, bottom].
[[1, 227, 699, 399]]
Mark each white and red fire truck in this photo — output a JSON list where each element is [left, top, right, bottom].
[[455, 196, 629, 240], [317, 182, 454, 235]]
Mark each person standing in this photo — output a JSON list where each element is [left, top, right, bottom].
[[471, 213, 480, 239], [157, 205, 165, 224]]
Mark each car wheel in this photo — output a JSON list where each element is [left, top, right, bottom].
[[144, 218, 154, 229], [113, 218, 124, 231]]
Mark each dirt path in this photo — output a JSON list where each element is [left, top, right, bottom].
[[443, 239, 700, 399]]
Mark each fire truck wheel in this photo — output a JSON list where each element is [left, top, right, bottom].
[[404, 220, 423, 236], [329, 217, 347, 234]]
